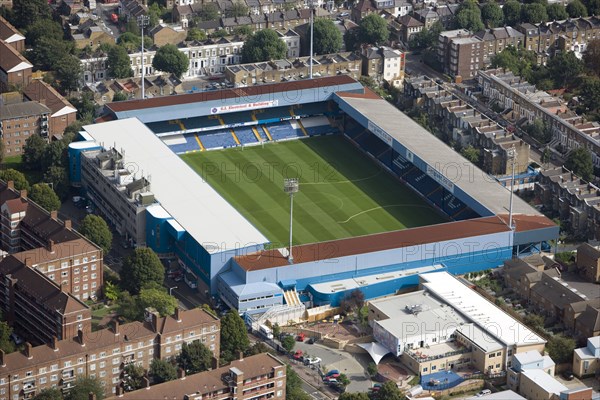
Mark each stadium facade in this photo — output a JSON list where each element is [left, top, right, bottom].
[[69, 76, 558, 315]]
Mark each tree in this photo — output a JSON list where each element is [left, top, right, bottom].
[[547, 334, 576, 363], [233, 25, 253, 36], [339, 393, 370, 400], [461, 145, 480, 164], [521, 3, 548, 23], [70, 92, 96, 122], [11, 0, 52, 28], [22, 134, 48, 170], [104, 281, 120, 302], [117, 290, 143, 321], [112, 91, 128, 102], [177, 341, 213, 374], [30, 183, 61, 212], [281, 335, 296, 352], [0, 321, 15, 354], [456, 0, 485, 32], [241, 30, 288, 63], [186, 28, 207, 41], [79, 214, 113, 255], [583, 39, 600, 77], [286, 364, 311, 400], [107, 45, 134, 79], [120, 248, 165, 294], [122, 364, 146, 392], [197, 3, 219, 21], [40, 140, 67, 172], [138, 288, 178, 317], [565, 147, 594, 181], [152, 44, 189, 79], [367, 362, 378, 378], [272, 323, 281, 338], [546, 3, 569, 20], [31, 37, 75, 71], [338, 373, 351, 387], [149, 358, 177, 384], [32, 388, 63, 400], [339, 289, 365, 315], [481, 1, 504, 28], [583, 0, 600, 15], [566, 0, 588, 17], [503, 0, 522, 26], [578, 76, 600, 119], [246, 341, 270, 356], [126, 18, 140, 35], [226, 1, 249, 17], [357, 14, 389, 45], [220, 310, 250, 362], [200, 303, 217, 317], [524, 313, 545, 333], [0, 169, 30, 192], [547, 51, 583, 87], [312, 18, 343, 55], [25, 18, 64, 47], [43, 166, 69, 199], [65, 377, 104, 400], [372, 380, 404, 400]]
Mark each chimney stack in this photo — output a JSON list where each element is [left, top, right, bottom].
[[151, 312, 159, 333], [51, 336, 59, 351], [50, 210, 58, 220], [47, 239, 55, 253], [177, 368, 186, 379], [24, 342, 33, 359], [113, 320, 119, 336], [24, 257, 32, 267], [0, 349, 5, 367], [64, 220, 72, 230], [238, 351, 244, 361], [211, 356, 219, 370], [6, 181, 14, 190], [78, 329, 85, 346], [19, 189, 27, 199], [175, 307, 181, 322]]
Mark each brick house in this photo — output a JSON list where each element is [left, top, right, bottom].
[[23, 80, 77, 139], [0, 39, 32, 93]]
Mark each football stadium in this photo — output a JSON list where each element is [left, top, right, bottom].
[[69, 75, 559, 321]]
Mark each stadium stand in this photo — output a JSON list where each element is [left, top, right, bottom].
[[255, 106, 294, 122], [234, 126, 259, 145], [267, 121, 304, 140], [147, 120, 184, 134], [294, 102, 330, 117], [301, 116, 336, 136], [358, 133, 389, 157], [200, 130, 238, 149], [163, 134, 201, 154], [182, 116, 222, 131], [222, 112, 254, 126]]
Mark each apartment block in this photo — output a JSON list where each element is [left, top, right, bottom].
[[0, 308, 220, 399], [477, 69, 600, 169], [107, 353, 286, 400], [23, 80, 77, 139], [0, 102, 50, 155]]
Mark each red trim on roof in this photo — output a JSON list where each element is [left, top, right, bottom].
[[497, 214, 557, 233], [336, 87, 382, 100]]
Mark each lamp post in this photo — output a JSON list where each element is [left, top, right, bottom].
[[283, 178, 299, 264], [169, 286, 178, 296], [137, 15, 150, 99], [507, 145, 517, 231], [309, 0, 314, 79]]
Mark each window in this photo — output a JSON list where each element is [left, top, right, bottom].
[[51, 375, 58, 382], [74, 268, 80, 274]]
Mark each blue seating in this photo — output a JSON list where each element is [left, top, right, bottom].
[[222, 112, 254, 126], [183, 116, 222, 131], [391, 156, 412, 176], [267, 121, 303, 140], [304, 124, 335, 136], [147, 120, 182, 134], [295, 102, 329, 117], [200, 130, 237, 149], [234, 126, 258, 145], [256, 106, 292, 122], [166, 134, 201, 154], [360, 133, 389, 156]]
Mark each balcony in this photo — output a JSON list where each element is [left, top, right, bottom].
[[23, 381, 36, 393]]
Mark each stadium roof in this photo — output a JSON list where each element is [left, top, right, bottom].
[[81, 118, 269, 253], [334, 91, 540, 217], [105, 76, 364, 123], [421, 272, 546, 347]]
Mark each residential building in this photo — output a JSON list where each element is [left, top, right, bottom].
[[437, 29, 482, 80], [352, 0, 376, 22], [0, 308, 220, 398], [278, 29, 300, 58], [360, 46, 405, 87], [106, 353, 286, 400], [393, 15, 424, 44], [0, 16, 24, 53], [368, 272, 546, 377], [507, 350, 556, 393], [573, 336, 600, 378], [119, 0, 147, 19], [148, 24, 187, 47], [0, 102, 50, 155], [576, 243, 600, 284], [72, 21, 115, 50], [22, 80, 77, 139], [0, 39, 32, 93], [225, 52, 362, 86], [473, 27, 524, 66], [477, 69, 600, 169]]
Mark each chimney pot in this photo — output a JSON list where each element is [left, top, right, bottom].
[[19, 189, 27, 199], [24, 342, 33, 359], [24, 257, 32, 267], [6, 181, 14, 190], [47, 239, 55, 253], [50, 210, 58, 220], [151, 312, 159, 333], [64, 220, 72, 230]]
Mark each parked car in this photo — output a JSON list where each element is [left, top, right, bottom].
[[476, 389, 492, 397], [326, 370, 340, 377], [304, 357, 321, 365], [562, 370, 574, 381], [293, 350, 303, 360], [296, 333, 306, 342], [10, 333, 23, 345], [306, 337, 315, 344]]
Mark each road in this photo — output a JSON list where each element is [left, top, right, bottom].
[[95, 3, 120, 38]]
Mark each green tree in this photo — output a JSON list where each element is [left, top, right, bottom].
[[43, 166, 69, 199], [547, 51, 583, 87], [149, 358, 177, 384], [367, 362, 378, 377], [152, 44, 189, 79], [233, 25, 253, 36], [272, 323, 281, 338], [200, 303, 217, 317], [118, 32, 143, 52], [107, 45, 134, 79], [547, 334, 576, 363], [357, 14, 389, 45], [524, 313, 545, 333], [104, 281, 120, 302], [312, 18, 343, 55], [117, 291, 144, 321], [30, 183, 60, 212], [583, 0, 600, 15], [25, 18, 64, 46], [524, 119, 552, 143], [138, 288, 178, 317], [578, 76, 600, 118], [120, 248, 165, 294], [220, 310, 250, 362], [461, 145, 480, 164], [31, 37, 75, 71], [65, 377, 104, 400], [32, 388, 63, 400], [503, 0, 523, 26], [338, 373, 351, 387], [281, 335, 296, 352], [456, 0, 485, 32], [0, 321, 15, 354], [186, 28, 207, 41], [226, 1, 249, 17], [286, 364, 311, 400], [0, 169, 30, 191], [112, 91, 129, 102], [70, 92, 96, 122], [567, 0, 588, 17], [481, 1, 504, 28], [177, 341, 213, 374], [583, 39, 600, 77], [565, 147, 594, 181], [547, 3, 569, 20], [372, 380, 404, 400], [241, 30, 288, 63], [122, 364, 146, 392], [198, 3, 219, 21], [126, 18, 140, 35], [55, 55, 82, 94], [521, 3, 548, 23], [246, 341, 270, 356], [40, 140, 66, 172], [11, 0, 52, 29], [79, 214, 113, 255], [339, 393, 370, 400]]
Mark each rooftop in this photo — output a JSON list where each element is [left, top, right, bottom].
[[81, 118, 269, 253], [521, 369, 567, 395], [0, 101, 50, 120]]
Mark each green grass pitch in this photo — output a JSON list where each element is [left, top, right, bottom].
[[181, 135, 448, 246]]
